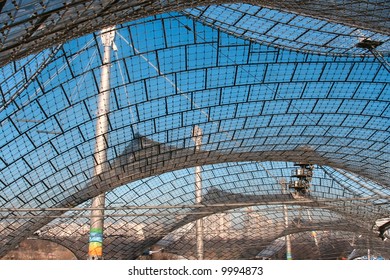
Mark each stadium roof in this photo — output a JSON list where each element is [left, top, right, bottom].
[[1, 0, 389, 66], [0, 1, 389, 259]]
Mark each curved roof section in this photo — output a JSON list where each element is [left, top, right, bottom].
[[0, 8, 389, 259], [184, 4, 390, 56], [16, 162, 390, 259], [0, 0, 389, 66]]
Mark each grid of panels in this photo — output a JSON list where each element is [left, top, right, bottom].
[[184, 4, 390, 56], [0, 0, 389, 66], [157, 227, 388, 260], [0, 10, 389, 259], [19, 162, 390, 260]]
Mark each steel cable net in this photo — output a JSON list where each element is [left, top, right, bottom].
[[27, 162, 390, 260], [0, 9, 389, 260], [0, 0, 390, 65], [184, 4, 390, 56]]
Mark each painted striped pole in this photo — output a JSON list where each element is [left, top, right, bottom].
[[88, 26, 116, 260]]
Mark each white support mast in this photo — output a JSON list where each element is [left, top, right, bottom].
[[192, 125, 204, 260], [88, 26, 116, 260], [282, 181, 292, 260]]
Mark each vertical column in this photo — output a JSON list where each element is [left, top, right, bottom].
[[282, 182, 292, 260], [88, 26, 116, 260], [285, 227, 292, 260], [192, 125, 203, 260]]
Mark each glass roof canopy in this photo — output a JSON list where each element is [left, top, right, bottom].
[[185, 4, 390, 56], [0, 0, 389, 66], [0, 2, 389, 260]]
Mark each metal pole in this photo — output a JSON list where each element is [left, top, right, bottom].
[[307, 209, 320, 258], [282, 182, 292, 260], [192, 125, 204, 260], [284, 207, 292, 260], [88, 26, 115, 260]]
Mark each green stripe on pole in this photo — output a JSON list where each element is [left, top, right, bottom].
[[90, 228, 103, 233]]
